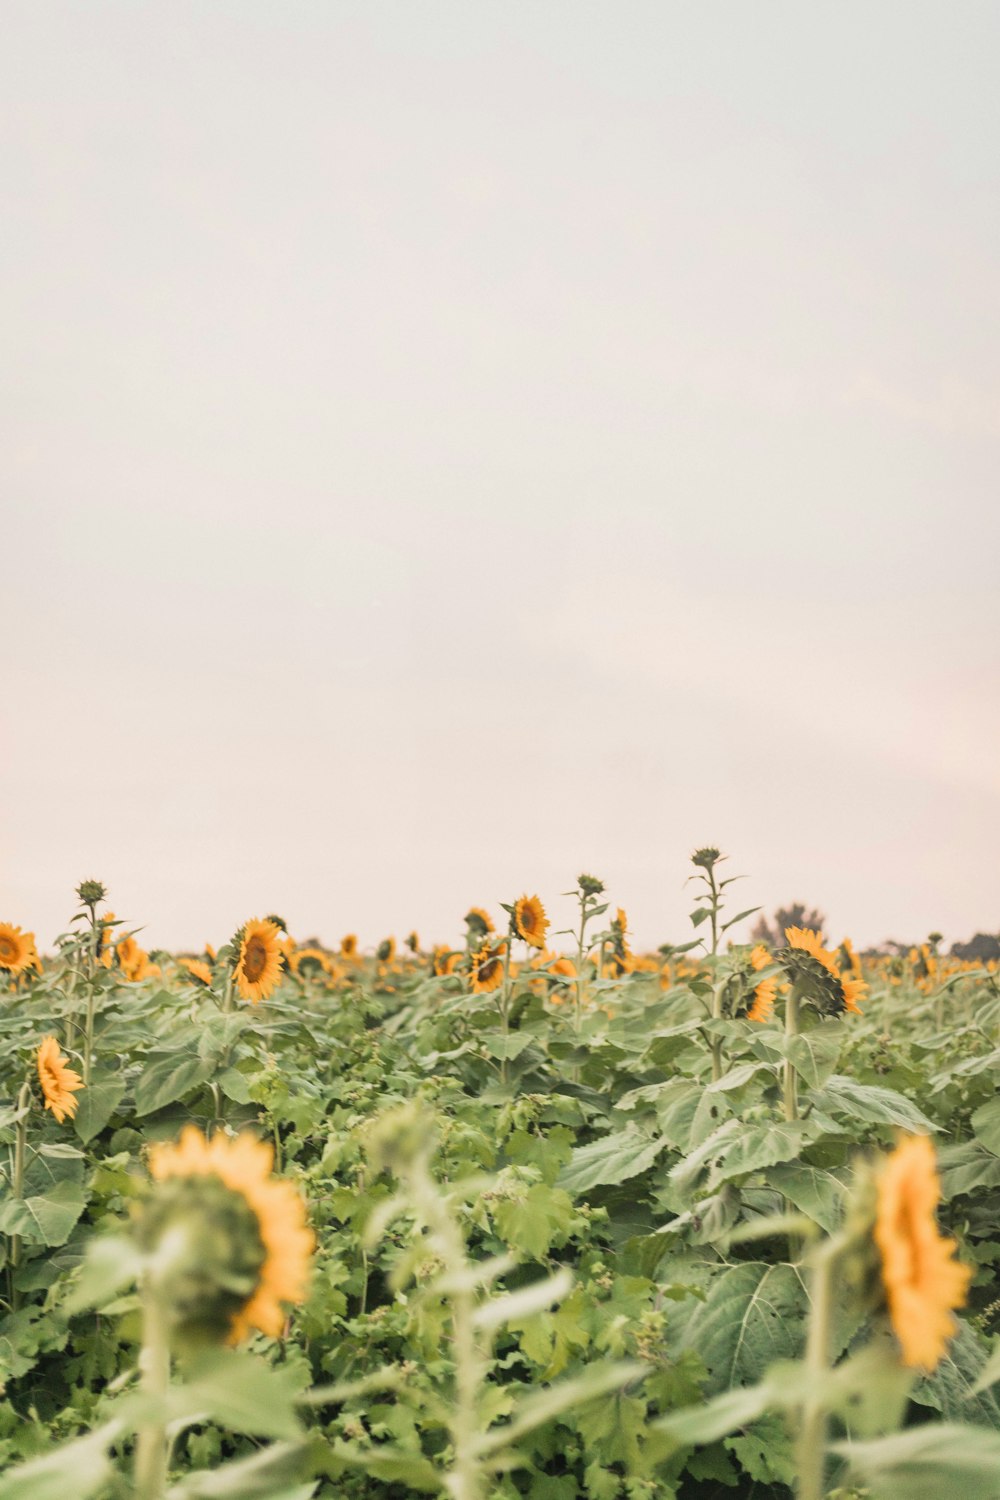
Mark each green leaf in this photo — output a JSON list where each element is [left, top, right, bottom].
[[810, 1075, 938, 1133], [767, 1163, 847, 1234], [73, 1076, 127, 1144], [667, 1262, 808, 1395], [972, 1097, 1000, 1157], [133, 1052, 215, 1116], [834, 1422, 1000, 1500], [65, 1234, 142, 1314], [473, 1360, 645, 1456], [0, 1421, 119, 1500], [0, 1179, 88, 1247], [654, 1381, 775, 1446], [482, 1032, 534, 1062], [557, 1127, 666, 1194], [167, 1441, 309, 1498], [172, 1348, 305, 1440], [704, 1120, 814, 1191]]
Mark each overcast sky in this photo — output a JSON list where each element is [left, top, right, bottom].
[[4, 2, 999, 954]]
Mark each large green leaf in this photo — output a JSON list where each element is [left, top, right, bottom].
[[834, 1423, 1000, 1500], [133, 1051, 215, 1116], [0, 1421, 118, 1500], [767, 1162, 847, 1234], [557, 1127, 666, 1194], [810, 1075, 937, 1133], [73, 1075, 127, 1144], [666, 1262, 808, 1395], [0, 1179, 88, 1247], [972, 1097, 1000, 1157], [704, 1120, 814, 1191]]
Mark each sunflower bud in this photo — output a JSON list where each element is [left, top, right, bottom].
[[691, 848, 722, 871], [577, 874, 605, 897], [76, 879, 107, 908]]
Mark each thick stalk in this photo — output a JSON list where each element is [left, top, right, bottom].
[[498, 939, 513, 1087], [83, 986, 96, 1085], [796, 1242, 838, 1500], [710, 980, 724, 1084], [783, 986, 800, 1122], [574, 902, 587, 1038], [9, 1082, 32, 1303], [133, 1276, 171, 1500]]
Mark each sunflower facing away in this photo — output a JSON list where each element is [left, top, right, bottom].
[[0, 923, 32, 976], [470, 941, 506, 994], [181, 957, 213, 986], [234, 919, 283, 1003], [785, 926, 866, 1015], [465, 907, 495, 938], [37, 1036, 84, 1124], [513, 894, 548, 949], [340, 933, 358, 959], [148, 1125, 315, 1343], [873, 1134, 971, 1370], [746, 943, 777, 1023]]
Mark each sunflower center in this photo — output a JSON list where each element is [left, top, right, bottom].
[[242, 936, 268, 984], [0, 937, 16, 962]]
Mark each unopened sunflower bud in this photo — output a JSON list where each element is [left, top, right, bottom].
[[77, 880, 107, 908]]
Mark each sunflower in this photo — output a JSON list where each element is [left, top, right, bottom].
[[784, 926, 865, 1016], [37, 1036, 84, 1124], [0, 923, 32, 975], [470, 941, 506, 994], [406, 931, 420, 953], [873, 1135, 971, 1371], [288, 946, 332, 978], [340, 934, 358, 959], [148, 1125, 315, 1343], [513, 895, 548, 949], [181, 958, 213, 986], [746, 943, 776, 1023], [234, 919, 283, 1003], [465, 907, 494, 938], [376, 937, 396, 963], [432, 945, 460, 977]]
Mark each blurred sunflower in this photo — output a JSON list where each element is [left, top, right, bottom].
[[470, 942, 506, 994], [37, 1036, 84, 1124], [147, 1125, 314, 1343], [746, 943, 777, 1023], [874, 1135, 971, 1370], [0, 923, 31, 976], [234, 919, 283, 1003], [465, 907, 495, 939], [181, 958, 213, 986], [514, 895, 548, 949], [376, 937, 396, 963], [340, 934, 358, 959]]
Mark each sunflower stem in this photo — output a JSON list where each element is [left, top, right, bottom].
[[9, 1082, 32, 1308], [796, 1237, 842, 1500], [134, 1275, 171, 1500], [783, 986, 800, 1122], [498, 937, 513, 1087]]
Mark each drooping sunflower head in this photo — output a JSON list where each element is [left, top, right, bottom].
[[781, 927, 865, 1017], [36, 1036, 84, 1124], [470, 941, 506, 994], [464, 907, 494, 940], [513, 895, 548, 950], [577, 873, 605, 898], [234, 919, 283, 1004], [181, 957, 213, 986], [139, 1126, 315, 1347], [873, 1135, 971, 1371], [0, 923, 32, 976]]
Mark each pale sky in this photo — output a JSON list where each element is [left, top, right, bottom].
[[4, 3, 999, 955]]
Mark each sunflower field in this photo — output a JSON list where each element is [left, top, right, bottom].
[[2, 858, 1000, 1500]]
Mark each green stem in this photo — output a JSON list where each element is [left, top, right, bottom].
[[710, 979, 724, 1083], [796, 1241, 838, 1500], [498, 937, 514, 1087], [222, 971, 234, 1014], [83, 986, 96, 1085], [9, 1082, 31, 1306], [134, 1276, 171, 1500], [784, 987, 800, 1122]]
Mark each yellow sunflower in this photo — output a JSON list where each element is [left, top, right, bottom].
[[746, 943, 777, 1023], [470, 941, 506, 994], [234, 919, 283, 1003], [873, 1135, 971, 1371], [466, 907, 495, 940], [514, 894, 548, 949], [785, 926, 866, 1015], [181, 957, 213, 986], [37, 1036, 84, 1124], [0, 923, 32, 975], [340, 934, 358, 958], [148, 1125, 315, 1343]]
